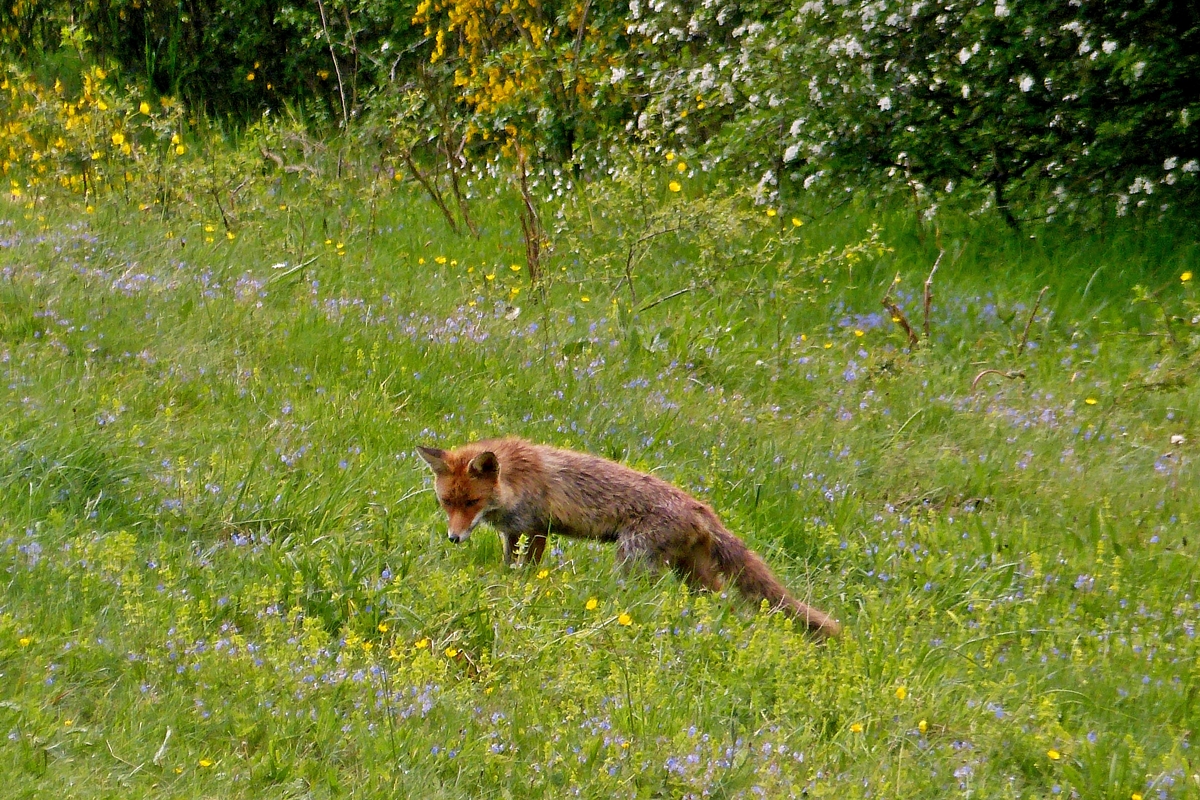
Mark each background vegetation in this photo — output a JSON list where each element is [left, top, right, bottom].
[[1, 2, 1198, 798], [3, 0, 1198, 221]]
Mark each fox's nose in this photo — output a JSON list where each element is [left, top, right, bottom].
[[448, 532, 463, 544]]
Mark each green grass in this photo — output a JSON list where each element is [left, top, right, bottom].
[[1, 165, 1198, 799]]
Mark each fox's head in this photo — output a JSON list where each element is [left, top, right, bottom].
[[416, 445, 500, 544]]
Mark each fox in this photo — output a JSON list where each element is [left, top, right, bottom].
[[417, 437, 842, 639]]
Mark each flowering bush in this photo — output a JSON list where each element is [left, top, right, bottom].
[[625, 0, 1200, 221]]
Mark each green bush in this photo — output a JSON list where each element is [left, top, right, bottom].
[[626, 0, 1200, 222]]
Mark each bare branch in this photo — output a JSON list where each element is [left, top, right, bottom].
[[1016, 286, 1049, 356]]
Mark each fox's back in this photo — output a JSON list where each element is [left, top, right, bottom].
[[483, 438, 711, 541]]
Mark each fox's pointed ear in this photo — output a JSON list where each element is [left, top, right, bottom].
[[468, 451, 499, 479], [416, 446, 450, 475]]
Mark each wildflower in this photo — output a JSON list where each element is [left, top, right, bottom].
[[1085, 398, 1097, 405], [1183, 271, 1193, 282], [618, 612, 633, 626], [111, 131, 125, 146], [1047, 749, 1061, 761], [895, 686, 907, 700], [536, 569, 549, 579], [445, 647, 459, 658], [767, 208, 777, 217], [580, 296, 590, 302], [918, 719, 928, 734], [63, 719, 73, 727], [199, 758, 214, 768], [676, 161, 687, 173], [139, 101, 151, 114], [415, 638, 430, 649], [585, 597, 599, 611], [378, 622, 389, 633], [1133, 794, 1144, 800], [665, 151, 676, 162], [435, 256, 447, 264], [176, 144, 186, 155], [669, 181, 682, 192], [792, 218, 803, 227], [485, 273, 495, 281], [510, 287, 520, 297], [510, 264, 521, 272], [246, 71, 255, 81], [854, 329, 865, 337], [850, 723, 864, 733], [18, 637, 32, 647]]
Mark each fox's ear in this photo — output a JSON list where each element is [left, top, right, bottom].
[[467, 451, 499, 479], [416, 446, 450, 475]]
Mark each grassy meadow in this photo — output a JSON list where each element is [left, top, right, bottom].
[[1, 154, 1198, 799]]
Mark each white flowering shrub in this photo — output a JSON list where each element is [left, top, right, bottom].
[[625, 0, 1200, 221]]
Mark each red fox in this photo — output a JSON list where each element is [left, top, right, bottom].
[[417, 438, 842, 639]]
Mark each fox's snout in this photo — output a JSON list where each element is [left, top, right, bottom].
[[447, 530, 470, 544]]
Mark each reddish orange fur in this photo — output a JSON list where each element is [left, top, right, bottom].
[[418, 438, 842, 640]]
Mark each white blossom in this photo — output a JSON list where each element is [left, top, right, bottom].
[[958, 47, 971, 64], [1164, 157, 1177, 171], [1101, 40, 1117, 54], [878, 96, 892, 111], [784, 143, 802, 162], [1183, 160, 1199, 173], [1128, 176, 1154, 195], [961, 84, 970, 98], [994, 0, 1010, 18], [1018, 75, 1034, 92]]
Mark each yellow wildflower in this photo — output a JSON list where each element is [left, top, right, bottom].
[[618, 612, 632, 626], [585, 597, 598, 611]]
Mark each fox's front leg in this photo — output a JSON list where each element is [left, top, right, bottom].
[[502, 531, 548, 567]]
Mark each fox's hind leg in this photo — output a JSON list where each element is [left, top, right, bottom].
[[674, 544, 724, 593], [616, 524, 718, 590]]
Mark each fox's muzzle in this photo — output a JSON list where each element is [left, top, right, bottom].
[[448, 531, 468, 544]]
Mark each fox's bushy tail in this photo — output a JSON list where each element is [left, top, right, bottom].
[[712, 532, 842, 640]]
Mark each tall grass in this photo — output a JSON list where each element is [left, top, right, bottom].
[[1, 149, 1197, 799]]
